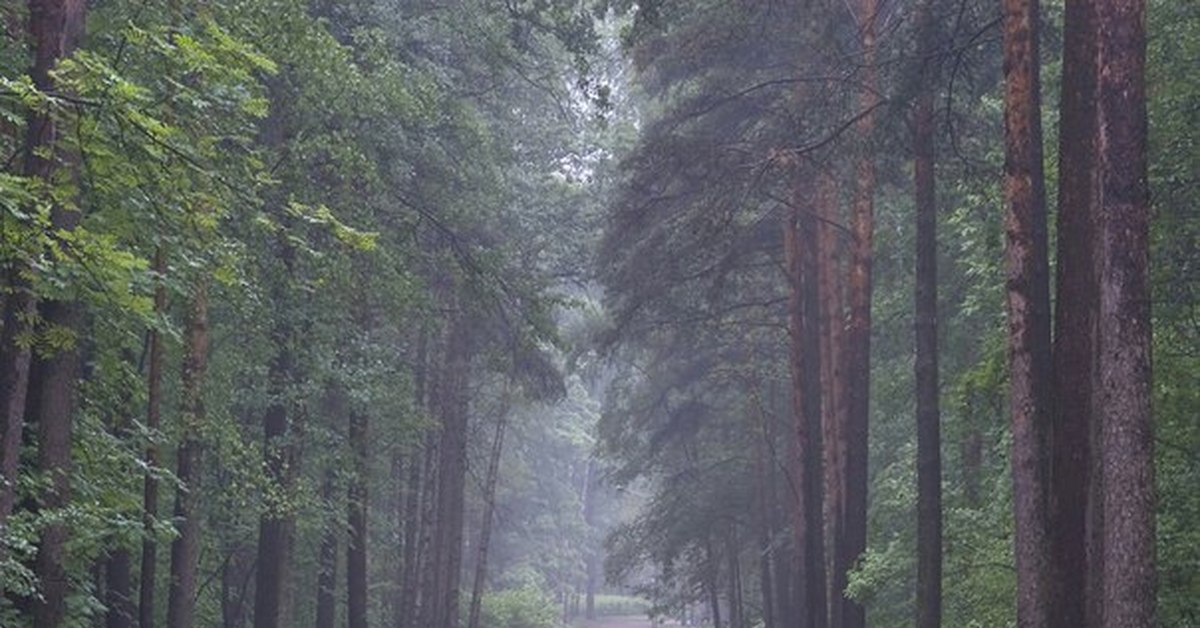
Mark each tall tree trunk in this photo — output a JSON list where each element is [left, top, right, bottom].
[[751, 392, 777, 628], [705, 540, 722, 628], [221, 544, 253, 628], [0, 0, 87, 569], [1051, 2, 1098, 626], [783, 170, 827, 628], [432, 306, 470, 628], [141, 246, 167, 628], [1094, 1, 1154, 625], [166, 280, 210, 628], [1001, 0, 1054, 625], [913, 3, 942, 626], [253, 233, 299, 628], [316, 469, 337, 628], [842, 3, 877, 627], [467, 397, 510, 628], [347, 408, 369, 628], [815, 167, 845, 628], [395, 329, 428, 628]]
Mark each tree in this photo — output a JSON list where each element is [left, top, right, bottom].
[[1094, 0, 1155, 624], [1001, 0, 1054, 625], [913, 0, 942, 625]]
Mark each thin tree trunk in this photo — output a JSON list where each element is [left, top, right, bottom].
[[316, 470, 337, 628], [751, 392, 777, 628], [141, 245, 167, 628], [913, 2, 942, 626], [347, 408, 369, 628], [1051, 2, 1098, 626], [466, 398, 510, 628], [706, 540, 722, 628], [1095, 1, 1154, 625], [1001, 0, 1054, 624], [166, 280, 210, 628], [815, 167, 845, 628]]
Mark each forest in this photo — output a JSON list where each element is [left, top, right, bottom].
[[0, 0, 1194, 627]]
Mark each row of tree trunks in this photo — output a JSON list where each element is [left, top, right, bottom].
[[1003, 0, 1156, 626]]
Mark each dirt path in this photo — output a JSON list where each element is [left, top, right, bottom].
[[578, 617, 681, 628]]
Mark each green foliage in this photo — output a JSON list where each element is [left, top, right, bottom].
[[479, 586, 562, 628]]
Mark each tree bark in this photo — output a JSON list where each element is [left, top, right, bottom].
[[141, 245, 167, 628], [1001, 0, 1054, 625], [783, 170, 827, 628], [166, 280, 210, 628], [316, 470, 337, 628], [432, 306, 470, 628], [842, 3, 877, 626], [107, 547, 135, 628], [347, 408, 369, 628], [1051, 2, 1098, 626], [1094, 1, 1154, 625], [913, 3, 942, 626]]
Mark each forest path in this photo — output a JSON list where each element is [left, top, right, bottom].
[[578, 617, 680, 628]]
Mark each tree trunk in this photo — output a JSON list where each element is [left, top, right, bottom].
[[347, 408, 369, 628], [913, 3, 942, 626], [316, 470, 337, 628], [751, 392, 777, 628], [107, 547, 135, 628], [1002, 0, 1054, 625], [1051, 2, 1098, 626], [141, 246, 167, 628], [842, 3, 876, 626], [432, 307, 470, 628], [783, 172, 827, 628], [815, 167, 845, 628], [466, 397, 510, 628], [1095, 1, 1154, 625], [166, 280, 210, 628]]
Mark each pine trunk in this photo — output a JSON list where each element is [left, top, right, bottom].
[[1095, 1, 1154, 625], [1002, 0, 1054, 625], [914, 3, 942, 626], [1051, 2, 1098, 626], [843, 3, 877, 625]]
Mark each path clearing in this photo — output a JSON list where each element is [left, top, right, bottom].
[[578, 617, 681, 628]]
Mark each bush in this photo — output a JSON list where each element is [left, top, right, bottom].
[[480, 586, 561, 628]]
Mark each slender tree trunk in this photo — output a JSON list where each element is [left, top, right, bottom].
[[842, 4, 876, 627], [141, 246, 167, 628], [706, 540, 722, 628], [1002, 0, 1054, 625], [1094, 1, 1154, 625], [467, 398, 510, 628], [166, 280, 210, 628], [347, 408, 369, 628], [913, 3, 943, 626], [396, 330, 429, 628], [316, 470, 337, 628], [815, 167, 845, 628], [752, 393, 777, 628], [1051, 2, 1098, 626], [221, 544, 253, 628]]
